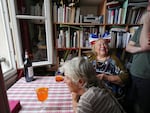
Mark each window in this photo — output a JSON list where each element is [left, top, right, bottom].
[[8, 0, 53, 68], [0, 0, 54, 80], [0, 0, 17, 79]]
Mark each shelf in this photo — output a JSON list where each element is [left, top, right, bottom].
[[54, 22, 105, 26], [16, 15, 45, 20], [80, 47, 92, 50], [56, 47, 91, 50], [105, 24, 142, 26], [54, 23, 142, 27], [53, 0, 146, 66]]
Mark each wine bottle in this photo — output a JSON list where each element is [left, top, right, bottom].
[[24, 50, 34, 82]]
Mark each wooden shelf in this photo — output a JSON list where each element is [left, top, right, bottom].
[[56, 48, 80, 50], [54, 22, 105, 26], [52, 0, 146, 66]]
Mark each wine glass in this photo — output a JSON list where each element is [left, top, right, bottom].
[[35, 86, 49, 112], [55, 74, 64, 82], [55, 71, 64, 82]]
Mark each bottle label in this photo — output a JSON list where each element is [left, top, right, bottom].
[[28, 66, 34, 78]]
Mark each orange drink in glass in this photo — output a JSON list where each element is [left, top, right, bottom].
[[55, 75, 64, 82], [36, 87, 48, 102]]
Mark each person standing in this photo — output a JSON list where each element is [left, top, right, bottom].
[[125, 3, 150, 113]]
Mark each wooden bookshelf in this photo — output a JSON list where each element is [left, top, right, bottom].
[[52, 0, 148, 66]]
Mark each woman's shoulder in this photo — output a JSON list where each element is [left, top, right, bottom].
[[82, 87, 108, 100], [110, 54, 125, 69]]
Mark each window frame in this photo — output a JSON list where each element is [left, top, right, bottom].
[[0, 0, 17, 80]]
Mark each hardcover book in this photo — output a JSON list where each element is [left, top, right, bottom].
[[9, 100, 21, 113]]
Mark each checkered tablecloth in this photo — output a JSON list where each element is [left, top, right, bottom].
[[7, 76, 74, 113]]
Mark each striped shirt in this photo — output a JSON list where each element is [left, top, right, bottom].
[[77, 86, 125, 113]]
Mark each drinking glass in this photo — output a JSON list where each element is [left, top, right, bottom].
[[35, 86, 49, 112], [55, 75, 64, 82]]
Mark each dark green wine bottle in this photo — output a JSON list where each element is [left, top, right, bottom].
[[24, 50, 34, 82]]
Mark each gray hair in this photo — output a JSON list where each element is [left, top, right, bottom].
[[59, 57, 99, 88]]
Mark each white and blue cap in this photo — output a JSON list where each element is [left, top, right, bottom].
[[89, 34, 99, 45], [102, 31, 111, 39]]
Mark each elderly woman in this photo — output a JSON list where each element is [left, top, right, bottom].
[[59, 57, 125, 113], [90, 38, 128, 100]]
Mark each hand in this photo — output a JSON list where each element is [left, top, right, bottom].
[[71, 92, 80, 113], [96, 74, 106, 80], [72, 92, 80, 102]]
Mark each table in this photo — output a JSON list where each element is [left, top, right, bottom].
[[7, 76, 74, 113]]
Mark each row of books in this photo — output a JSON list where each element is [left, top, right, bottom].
[[56, 27, 102, 48], [53, 2, 80, 23], [53, 2, 103, 24], [107, 8, 124, 24], [109, 31, 131, 48], [106, 0, 128, 24], [57, 30, 80, 48], [57, 26, 139, 49], [106, 0, 148, 25], [57, 26, 140, 63], [109, 26, 139, 48], [126, 7, 146, 24]]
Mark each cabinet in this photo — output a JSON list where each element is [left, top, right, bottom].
[[8, 0, 53, 68], [52, 0, 148, 66]]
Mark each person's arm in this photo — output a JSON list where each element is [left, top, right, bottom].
[[96, 74, 122, 85], [96, 55, 129, 85], [126, 40, 143, 53], [139, 12, 150, 50], [71, 92, 80, 113], [148, 33, 150, 45]]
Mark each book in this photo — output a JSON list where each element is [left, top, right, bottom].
[[80, 30, 83, 47], [129, 0, 148, 2], [114, 8, 119, 24], [75, 7, 80, 23], [131, 8, 139, 24], [126, 7, 133, 24], [128, 2, 148, 7], [117, 8, 123, 24], [65, 30, 70, 48], [53, 2, 57, 22], [9, 100, 21, 113], [107, 2, 121, 9], [107, 9, 111, 24], [121, 0, 128, 24], [109, 32, 117, 48], [110, 9, 115, 24], [106, 1, 119, 6], [58, 6, 63, 22], [69, 7, 76, 23], [116, 32, 123, 48], [65, 6, 71, 23]]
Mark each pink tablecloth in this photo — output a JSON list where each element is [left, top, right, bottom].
[[7, 76, 74, 113]]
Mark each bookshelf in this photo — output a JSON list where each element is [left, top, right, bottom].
[[52, 0, 148, 67]]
